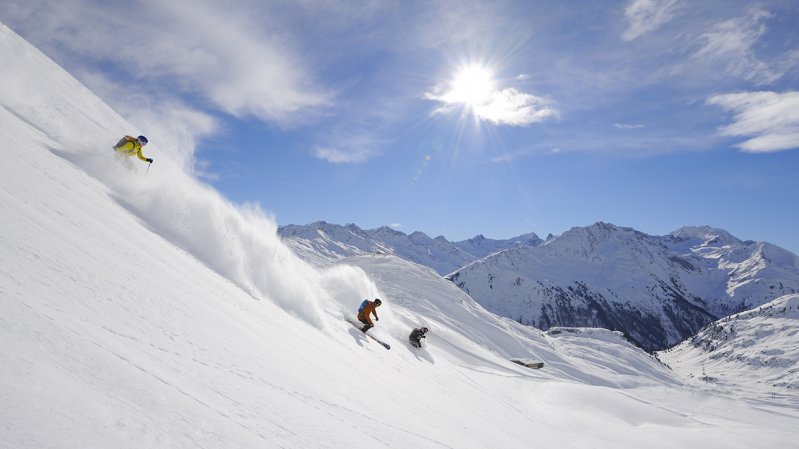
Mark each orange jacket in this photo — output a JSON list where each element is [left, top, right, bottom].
[[357, 301, 379, 325]]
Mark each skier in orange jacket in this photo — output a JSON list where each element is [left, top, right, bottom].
[[357, 298, 382, 333]]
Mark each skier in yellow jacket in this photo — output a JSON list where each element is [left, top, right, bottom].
[[113, 135, 153, 164]]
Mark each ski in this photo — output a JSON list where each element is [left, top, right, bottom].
[[368, 335, 391, 350], [346, 319, 391, 350]]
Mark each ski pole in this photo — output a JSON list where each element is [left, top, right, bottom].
[[145, 161, 152, 176]]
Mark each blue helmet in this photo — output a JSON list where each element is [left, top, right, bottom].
[[137, 135, 148, 145]]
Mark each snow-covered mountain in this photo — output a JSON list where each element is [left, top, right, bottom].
[[659, 294, 799, 402], [2, 22, 798, 448], [447, 222, 799, 351], [278, 221, 542, 275]]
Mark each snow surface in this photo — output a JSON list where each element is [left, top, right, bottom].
[[1, 22, 798, 449]]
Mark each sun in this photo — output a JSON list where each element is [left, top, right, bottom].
[[448, 64, 495, 108]]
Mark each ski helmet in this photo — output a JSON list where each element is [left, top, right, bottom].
[[374, 298, 382, 306], [137, 135, 148, 145], [421, 327, 429, 333]]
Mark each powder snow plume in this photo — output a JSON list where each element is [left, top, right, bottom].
[[0, 22, 375, 329]]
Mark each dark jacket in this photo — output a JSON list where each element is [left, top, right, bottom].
[[409, 328, 426, 343]]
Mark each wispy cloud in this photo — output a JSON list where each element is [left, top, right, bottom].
[[313, 145, 379, 164], [490, 147, 562, 163], [622, 0, 681, 41], [614, 122, 646, 129], [313, 131, 385, 164], [694, 7, 784, 86], [1, 0, 332, 126], [708, 91, 799, 153]]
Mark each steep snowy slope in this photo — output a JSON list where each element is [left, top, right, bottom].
[[279, 221, 541, 275], [2, 22, 798, 449], [448, 222, 799, 351], [659, 294, 799, 404]]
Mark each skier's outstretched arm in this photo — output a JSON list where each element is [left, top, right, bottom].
[[136, 148, 152, 162]]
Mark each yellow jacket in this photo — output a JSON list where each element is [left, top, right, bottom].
[[114, 136, 150, 162]]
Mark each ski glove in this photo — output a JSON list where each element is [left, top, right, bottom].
[[146, 158, 154, 163]]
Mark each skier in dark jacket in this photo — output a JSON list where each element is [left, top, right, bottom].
[[409, 327, 428, 348]]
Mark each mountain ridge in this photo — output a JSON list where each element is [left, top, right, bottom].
[[448, 222, 799, 351]]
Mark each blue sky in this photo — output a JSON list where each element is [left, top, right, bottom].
[[2, 0, 798, 253]]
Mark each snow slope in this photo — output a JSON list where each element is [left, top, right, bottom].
[[2, 22, 798, 449]]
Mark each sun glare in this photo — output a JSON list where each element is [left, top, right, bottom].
[[449, 65, 495, 108], [427, 61, 554, 127]]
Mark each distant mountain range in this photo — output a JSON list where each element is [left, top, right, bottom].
[[278, 221, 542, 275], [447, 223, 799, 351], [279, 221, 799, 351]]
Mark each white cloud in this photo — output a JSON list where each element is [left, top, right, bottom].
[[622, 0, 681, 41], [694, 7, 783, 86], [708, 91, 799, 153], [477, 88, 559, 126], [426, 85, 558, 127]]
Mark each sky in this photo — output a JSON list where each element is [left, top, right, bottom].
[[1, 0, 798, 253]]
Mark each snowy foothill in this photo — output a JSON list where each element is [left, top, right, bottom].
[[660, 294, 799, 405], [1, 22, 798, 449]]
